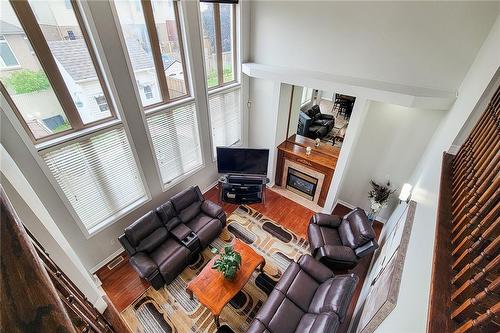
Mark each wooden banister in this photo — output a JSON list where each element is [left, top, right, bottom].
[[427, 83, 499, 333]]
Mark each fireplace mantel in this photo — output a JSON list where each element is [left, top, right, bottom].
[[275, 136, 339, 207]]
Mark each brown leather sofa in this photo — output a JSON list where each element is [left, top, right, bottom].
[[308, 208, 378, 270], [247, 255, 358, 333], [118, 186, 226, 289]]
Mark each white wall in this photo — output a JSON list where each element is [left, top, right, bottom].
[[249, 1, 498, 91], [338, 102, 445, 221], [248, 77, 281, 181], [368, 15, 500, 333]]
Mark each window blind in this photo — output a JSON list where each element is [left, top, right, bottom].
[[42, 128, 146, 233], [147, 102, 203, 185], [208, 88, 241, 157]]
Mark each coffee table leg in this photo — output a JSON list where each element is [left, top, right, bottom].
[[214, 314, 220, 328]]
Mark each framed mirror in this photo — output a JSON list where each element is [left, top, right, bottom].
[[286, 85, 355, 152]]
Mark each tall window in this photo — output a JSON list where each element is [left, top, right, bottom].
[[208, 87, 241, 157], [114, 0, 189, 108], [200, 1, 236, 89], [0, 1, 118, 142], [1, 1, 147, 235]]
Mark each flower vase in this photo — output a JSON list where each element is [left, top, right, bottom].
[[367, 209, 378, 223]]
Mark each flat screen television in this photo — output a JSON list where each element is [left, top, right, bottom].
[[216, 147, 269, 175]]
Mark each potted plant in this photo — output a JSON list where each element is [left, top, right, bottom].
[[211, 245, 242, 280], [367, 180, 396, 222]]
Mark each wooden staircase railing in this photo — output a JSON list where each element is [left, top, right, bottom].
[[0, 187, 119, 333], [428, 83, 499, 333]]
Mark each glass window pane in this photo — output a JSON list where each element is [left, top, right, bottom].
[[200, 3, 218, 88], [0, 2, 71, 139], [114, 0, 162, 107], [28, 0, 112, 124], [151, 0, 187, 99], [0, 37, 20, 68], [220, 4, 234, 83]]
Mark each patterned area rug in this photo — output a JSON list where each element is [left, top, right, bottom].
[[121, 205, 309, 333]]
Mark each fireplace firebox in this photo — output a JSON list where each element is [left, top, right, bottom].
[[286, 168, 318, 201]]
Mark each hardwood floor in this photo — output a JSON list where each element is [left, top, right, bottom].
[[96, 185, 382, 333]]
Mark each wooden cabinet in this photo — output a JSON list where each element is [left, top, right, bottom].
[[276, 136, 338, 207]]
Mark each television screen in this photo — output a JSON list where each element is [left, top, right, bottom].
[[216, 147, 269, 175]]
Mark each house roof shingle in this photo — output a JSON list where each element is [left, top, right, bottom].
[[0, 20, 23, 35], [48, 38, 156, 82]]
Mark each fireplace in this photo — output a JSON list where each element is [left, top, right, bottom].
[[286, 168, 318, 201]]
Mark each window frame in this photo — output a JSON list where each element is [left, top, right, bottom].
[[201, 1, 238, 90], [0, 35, 21, 69], [115, 0, 191, 111], [1, 0, 118, 144]]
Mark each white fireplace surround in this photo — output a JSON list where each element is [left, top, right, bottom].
[[281, 159, 325, 204]]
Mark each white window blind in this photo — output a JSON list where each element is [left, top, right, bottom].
[[42, 128, 146, 233], [208, 88, 241, 157], [147, 101, 203, 185]]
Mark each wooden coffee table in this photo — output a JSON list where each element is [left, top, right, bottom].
[[186, 238, 265, 328]]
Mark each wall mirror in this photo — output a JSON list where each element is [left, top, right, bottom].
[[286, 85, 356, 150]]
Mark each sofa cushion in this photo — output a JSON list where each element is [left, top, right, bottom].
[[308, 274, 358, 321], [156, 202, 181, 230], [186, 214, 222, 247], [295, 313, 339, 333], [338, 221, 356, 248], [136, 227, 168, 253], [157, 244, 191, 284], [179, 201, 202, 223], [346, 211, 376, 247], [125, 211, 164, 247], [246, 320, 270, 333], [171, 187, 200, 212], [150, 238, 186, 266], [256, 289, 304, 333], [285, 270, 319, 312]]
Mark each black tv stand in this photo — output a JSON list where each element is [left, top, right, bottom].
[[218, 174, 269, 205]]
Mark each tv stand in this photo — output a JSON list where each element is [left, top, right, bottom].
[[218, 175, 269, 205]]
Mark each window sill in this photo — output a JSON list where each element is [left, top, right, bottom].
[[161, 163, 206, 192], [144, 96, 196, 117], [36, 119, 122, 152], [84, 195, 150, 239], [208, 82, 241, 96]]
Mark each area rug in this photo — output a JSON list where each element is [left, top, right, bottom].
[[121, 205, 309, 333]]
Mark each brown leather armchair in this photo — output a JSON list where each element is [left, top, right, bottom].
[[307, 208, 378, 270], [118, 186, 226, 289], [247, 255, 358, 333]]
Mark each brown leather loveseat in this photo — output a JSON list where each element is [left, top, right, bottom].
[[247, 255, 358, 333], [118, 186, 226, 289]]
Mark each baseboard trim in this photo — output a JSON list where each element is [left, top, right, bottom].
[[336, 200, 357, 210], [335, 200, 388, 223], [90, 248, 125, 274], [202, 180, 219, 194]]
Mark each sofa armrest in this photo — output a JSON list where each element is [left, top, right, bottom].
[[311, 213, 342, 228], [320, 114, 334, 120], [118, 234, 136, 256], [129, 253, 157, 279], [298, 254, 334, 283], [201, 200, 224, 219], [317, 245, 358, 264], [355, 240, 379, 258]]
